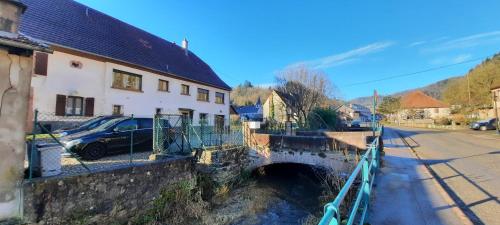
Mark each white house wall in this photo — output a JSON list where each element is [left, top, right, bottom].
[[31, 51, 107, 115], [31, 50, 229, 125]]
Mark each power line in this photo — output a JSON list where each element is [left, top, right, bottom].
[[342, 56, 486, 87]]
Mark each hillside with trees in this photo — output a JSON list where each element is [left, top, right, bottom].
[[350, 76, 460, 108], [442, 53, 500, 112], [230, 81, 272, 106]]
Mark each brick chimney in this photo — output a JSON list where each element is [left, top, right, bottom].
[[0, 0, 27, 34]]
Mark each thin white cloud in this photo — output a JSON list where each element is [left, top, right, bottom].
[[409, 41, 426, 47], [430, 53, 472, 65], [424, 31, 500, 52], [287, 41, 394, 70], [452, 54, 472, 63]]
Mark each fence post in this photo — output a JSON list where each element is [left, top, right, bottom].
[[29, 109, 38, 180], [371, 144, 378, 172], [130, 114, 134, 164], [362, 158, 371, 221]]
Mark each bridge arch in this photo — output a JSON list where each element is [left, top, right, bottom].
[[246, 147, 355, 174]]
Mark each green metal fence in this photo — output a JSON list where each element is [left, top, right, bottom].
[[26, 110, 147, 180], [153, 114, 244, 155], [318, 125, 383, 225]]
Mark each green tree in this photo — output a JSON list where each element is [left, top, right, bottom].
[[443, 53, 500, 114], [308, 107, 338, 129], [378, 96, 401, 115]]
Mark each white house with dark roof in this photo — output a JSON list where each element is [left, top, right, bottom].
[[20, 0, 230, 126], [235, 97, 263, 121]]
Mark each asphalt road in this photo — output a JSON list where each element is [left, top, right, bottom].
[[392, 126, 500, 225]]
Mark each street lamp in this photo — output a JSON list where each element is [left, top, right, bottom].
[[286, 107, 292, 122]]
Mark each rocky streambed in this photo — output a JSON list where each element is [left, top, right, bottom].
[[202, 163, 324, 225]]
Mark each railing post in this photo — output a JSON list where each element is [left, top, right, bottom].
[[362, 158, 371, 222], [130, 114, 134, 164], [371, 143, 378, 172], [29, 109, 38, 180], [318, 203, 340, 225]]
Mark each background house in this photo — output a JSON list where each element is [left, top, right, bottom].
[[399, 91, 450, 120], [20, 0, 231, 128], [262, 90, 296, 123], [235, 97, 263, 121]]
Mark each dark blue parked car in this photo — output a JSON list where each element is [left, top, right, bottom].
[[60, 117, 161, 160], [470, 118, 497, 131]]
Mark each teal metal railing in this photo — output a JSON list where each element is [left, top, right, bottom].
[[318, 126, 383, 225]]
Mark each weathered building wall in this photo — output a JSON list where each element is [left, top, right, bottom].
[[0, 49, 33, 219], [23, 158, 196, 225], [31, 50, 231, 122]]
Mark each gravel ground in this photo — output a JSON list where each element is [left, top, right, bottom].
[[25, 150, 159, 177], [59, 151, 154, 176]]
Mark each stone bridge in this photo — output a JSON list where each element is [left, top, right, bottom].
[[245, 131, 376, 172], [197, 130, 379, 189]]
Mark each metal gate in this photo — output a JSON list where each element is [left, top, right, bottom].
[[153, 114, 192, 155]]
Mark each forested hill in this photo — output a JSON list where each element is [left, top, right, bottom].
[[230, 81, 272, 106], [349, 76, 460, 108]]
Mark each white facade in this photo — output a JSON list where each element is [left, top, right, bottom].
[[31, 50, 230, 125]]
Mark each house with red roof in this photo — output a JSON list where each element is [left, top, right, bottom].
[[19, 0, 230, 128], [399, 91, 451, 120]]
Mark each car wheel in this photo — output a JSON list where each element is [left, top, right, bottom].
[[480, 126, 487, 131], [82, 143, 106, 160]]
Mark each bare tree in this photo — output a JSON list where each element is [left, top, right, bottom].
[[275, 66, 334, 124]]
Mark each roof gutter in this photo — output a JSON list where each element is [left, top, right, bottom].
[[0, 38, 52, 53]]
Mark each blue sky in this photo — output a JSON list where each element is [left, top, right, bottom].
[[75, 0, 500, 100]]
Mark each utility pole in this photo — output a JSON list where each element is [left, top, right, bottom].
[[466, 74, 473, 121], [467, 74, 472, 106], [372, 90, 377, 137], [493, 91, 500, 134]]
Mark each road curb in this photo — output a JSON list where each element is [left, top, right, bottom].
[[394, 130, 474, 225]]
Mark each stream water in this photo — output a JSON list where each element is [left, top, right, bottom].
[[230, 163, 324, 225]]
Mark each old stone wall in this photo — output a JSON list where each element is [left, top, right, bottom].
[[197, 146, 249, 196], [23, 157, 196, 225], [0, 50, 33, 219]]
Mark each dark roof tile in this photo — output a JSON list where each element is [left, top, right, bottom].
[[19, 0, 230, 90]]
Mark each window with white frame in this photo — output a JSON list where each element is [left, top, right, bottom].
[[112, 105, 123, 115], [197, 88, 209, 102], [158, 79, 169, 92], [215, 92, 225, 104], [65, 96, 83, 116], [112, 69, 142, 92], [181, 84, 190, 95]]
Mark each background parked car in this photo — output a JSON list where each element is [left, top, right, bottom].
[[351, 120, 361, 128], [54, 115, 122, 137], [60, 117, 164, 160], [470, 118, 497, 131]]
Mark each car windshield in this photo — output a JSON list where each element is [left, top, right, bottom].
[[79, 117, 103, 128], [94, 117, 128, 131]]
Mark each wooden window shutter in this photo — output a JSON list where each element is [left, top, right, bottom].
[[55, 94, 66, 116], [34, 52, 48, 76], [84, 98, 95, 116]]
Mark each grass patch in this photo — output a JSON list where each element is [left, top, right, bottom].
[[133, 180, 208, 225]]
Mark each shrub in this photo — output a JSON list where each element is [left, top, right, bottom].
[[435, 117, 452, 125]]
